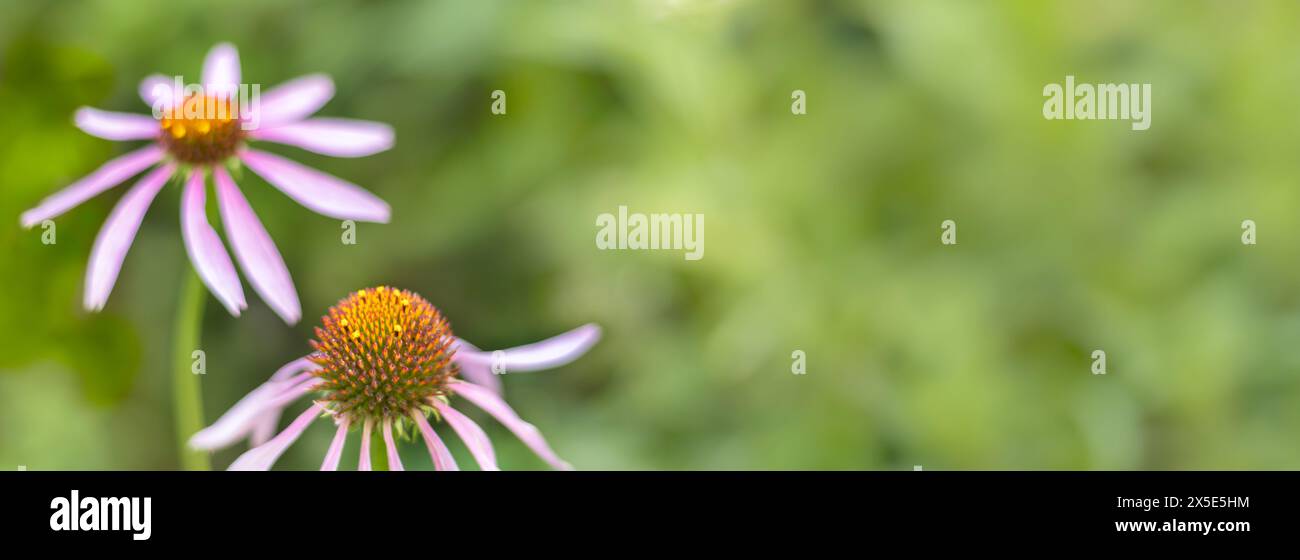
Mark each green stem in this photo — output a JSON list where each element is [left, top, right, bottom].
[[371, 426, 388, 471], [173, 270, 210, 471]]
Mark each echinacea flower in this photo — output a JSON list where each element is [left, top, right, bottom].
[[20, 43, 393, 324], [190, 286, 601, 470]]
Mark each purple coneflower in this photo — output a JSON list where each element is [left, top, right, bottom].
[[190, 286, 601, 470], [20, 43, 393, 324]]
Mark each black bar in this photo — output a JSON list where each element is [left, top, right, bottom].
[[1, 471, 1282, 548]]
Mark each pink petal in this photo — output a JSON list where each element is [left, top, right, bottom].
[[202, 43, 241, 99], [383, 420, 404, 471], [240, 149, 390, 223], [453, 380, 573, 471], [83, 164, 175, 311], [139, 74, 182, 110], [228, 404, 323, 471], [271, 356, 319, 382], [321, 417, 350, 471], [251, 357, 319, 446], [256, 74, 334, 128], [411, 411, 459, 471], [75, 107, 159, 141], [455, 324, 601, 375], [213, 167, 301, 324], [21, 146, 163, 228], [452, 339, 502, 395], [359, 419, 373, 471], [250, 375, 315, 447], [433, 401, 498, 471], [252, 118, 394, 157], [189, 373, 315, 451], [204, 363, 316, 452], [180, 170, 247, 316], [250, 410, 281, 447]]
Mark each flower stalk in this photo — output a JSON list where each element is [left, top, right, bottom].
[[173, 270, 210, 471], [371, 428, 389, 471]]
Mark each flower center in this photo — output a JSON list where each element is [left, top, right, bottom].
[[309, 287, 458, 422], [158, 95, 245, 164]]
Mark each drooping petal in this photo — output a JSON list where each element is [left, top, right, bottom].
[[453, 380, 573, 471], [74, 107, 159, 141], [21, 145, 163, 228], [180, 169, 247, 316], [433, 400, 498, 471], [213, 167, 301, 324], [251, 357, 319, 446], [455, 324, 601, 375], [321, 417, 350, 471], [228, 404, 323, 471], [255, 74, 334, 128], [382, 420, 404, 471], [411, 411, 458, 471], [271, 356, 318, 382], [452, 339, 502, 395], [250, 410, 281, 447], [359, 419, 373, 471], [240, 149, 390, 223], [84, 164, 175, 311], [189, 373, 315, 451], [139, 74, 182, 110], [252, 118, 393, 157], [202, 43, 241, 99]]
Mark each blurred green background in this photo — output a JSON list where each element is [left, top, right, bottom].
[[3, 0, 1300, 470]]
